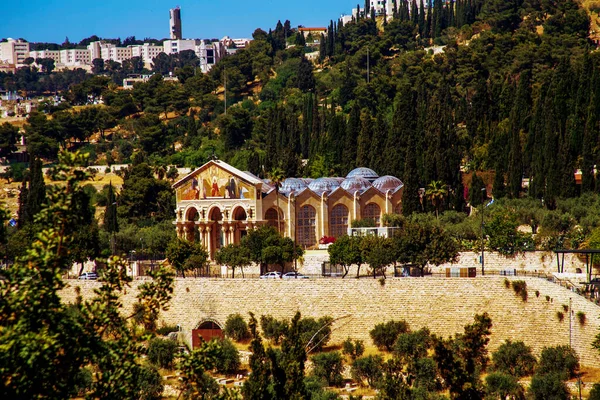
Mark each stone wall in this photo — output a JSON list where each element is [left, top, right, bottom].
[[60, 276, 600, 366], [299, 250, 588, 276]]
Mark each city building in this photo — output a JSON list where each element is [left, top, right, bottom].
[[170, 7, 182, 40], [122, 73, 178, 89], [129, 43, 164, 65], [297, 27, 328, 39], [196, 40, 225, 73], [28, 49, 61, 63], [0, 38, 29, 65], [100, 44, 132, 63], [59, 49, 91, 66], [172, 159, 404, 259], [163, 39, 196, 54]]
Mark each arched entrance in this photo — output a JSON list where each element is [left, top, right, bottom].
[[185, 207, 200, 242], [265, 207, 284, 233], [209, 207, 223, 258], [233, 207, 248, 243], [192, 319, 224, 348]]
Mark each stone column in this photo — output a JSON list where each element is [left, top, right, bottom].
[[206, 226, 212, 260]]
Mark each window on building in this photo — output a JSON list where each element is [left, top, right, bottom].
[[297, 205, 317, 248], [330, 204, 349, 238], [361, 203, 381, 226], [265, 207, 283, 231]]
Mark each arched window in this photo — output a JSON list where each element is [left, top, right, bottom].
[[265, 207, 283, 230], [330, 204, 349, 238], [297, 205, 317, 248], [234, 207, 247, 221], [361, 203, 381, 226]]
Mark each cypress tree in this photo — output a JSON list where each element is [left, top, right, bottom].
[[103, 182, 119, 234], [370, 109, 387, 173], [356, 109, 373, 167], [419, 0, 426, 36], [24, 157, 46, 225], [365, 0, 370, 17], [411, 0, 419, 24], [345, 102, 361, 170], [402, 132, 421, 215], [507, 71, 531, 199]]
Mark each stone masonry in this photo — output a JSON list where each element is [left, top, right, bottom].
[[61, 276, 600, 366]]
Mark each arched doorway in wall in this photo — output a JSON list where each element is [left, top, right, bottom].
[[330, 204, 349, 238], [361, 203, 381, 227], [233, 207, 247, 243], [265, 207, 284, 233], [209, 207, 223, 258], [191, 319, 224, 349], [297, 205, 317, 248], [185, 207, 200, 242]]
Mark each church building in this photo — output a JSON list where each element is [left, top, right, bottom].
[[172, 160, 404, 259]]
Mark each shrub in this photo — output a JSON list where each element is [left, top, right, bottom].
[[562, 304, 569, 312], [589, 383, 600, 400], [491, 340, 536, 378], [576, 311, 586, 326], [545, 295, 551, 302], [556, 311, 564, 322], [260, 315, 288, 345], [511, 280, 527, 301], [342, 338, 365, 361], [311, 351, 344, 387], [370, 320, 410, 352], [70, 367, 93, 397], [147, 337, 178, 369], [535, 290, 540, 298], [485, 372, 523, 400], [528, 372, 570, 400], [304, 376, 340, 400], [137, 364, 163, 400], [393, 328, 432, 363], [351, 355, 384, 388], [537, 345, 579, 380], [504, 278, 510, 288], [224, 313, 250, 342], [215, 338, 240, 375]]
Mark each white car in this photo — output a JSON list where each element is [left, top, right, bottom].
[[260, 271, 282, 279], [282, 272, 309, 279], [78, 272, 98, 280]]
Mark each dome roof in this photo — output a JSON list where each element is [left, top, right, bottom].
[[341, 177, 372, 194], [373, 175, 404, 192], [280, 178, 308, 194], [308, 177, 341, 195], [346, 167, 379, 181]]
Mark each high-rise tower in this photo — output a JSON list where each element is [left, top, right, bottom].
[[169, 7, 182, 39]]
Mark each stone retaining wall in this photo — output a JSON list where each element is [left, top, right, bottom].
[[61, 276, 600, 366]]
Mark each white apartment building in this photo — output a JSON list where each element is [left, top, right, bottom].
[[344, 0, 398, 22], [130, 43, 164, 64], [28, 49, 61, 63], [0, 38, 29, 65], [221, 36, 252, 49], [59, 49, 91, 66], [100, 44, 132, 63], [196, 40, 225, 73], [163, 39, 196, 54]]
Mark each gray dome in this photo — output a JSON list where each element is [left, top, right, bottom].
[[280, 178, 308, 194], [308, 177, 341, 195], [346, 167, 379, 181], [373, 175, 404, 192], [341, 177, 372, 194]]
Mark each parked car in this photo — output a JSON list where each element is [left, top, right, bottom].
[[282, 272, 309, 279], [78, 272, 98, 280], [260, 271, 282, 279]]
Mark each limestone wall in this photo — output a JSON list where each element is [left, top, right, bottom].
[[60, 276, 600, 366]]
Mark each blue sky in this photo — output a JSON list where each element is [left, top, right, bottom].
[[1, 0, 355, 43]]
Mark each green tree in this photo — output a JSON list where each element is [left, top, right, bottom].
[[351, 355, 384, 388], [224, 313, 250, 342], [147, 337, 178, 369], [243, 313, 272, 400], [491, 340, 536, 378], [0, 151, 176, 399], [528, 372, 570, 400], [166, 238, 210, 278], [328, 234, 364, 278], [311, 351, 344, 387], [215, 243, 251, 278], [485, 372, 524, 400], [536, 345, 579, 380], [268, 167, 285, 234], [370, 320, 410, 352], [0, 123, 19, 158], [426, 180, 447, 218]]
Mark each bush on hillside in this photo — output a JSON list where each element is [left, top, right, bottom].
[[342, 337, 365, 361], [147, 337, 178, 369], [491, 340, 536, 378], [260, 315, 288, 345], [528, 372, 570, 400], [536, 345, 579, 380], [214, 338, 241, 375], [351, 355, 384, 388], [511, 280, 527, 301], [370, 320, 410, 352], [224, 313, 250, 342], [311, 351, 344, 387], [137, 365, 164, 400]]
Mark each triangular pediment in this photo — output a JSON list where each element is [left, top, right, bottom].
[[173, 160, 262, 201]]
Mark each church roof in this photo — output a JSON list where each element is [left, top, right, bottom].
[[346, 167, 379, 181], [172, 160, 264, 189]]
